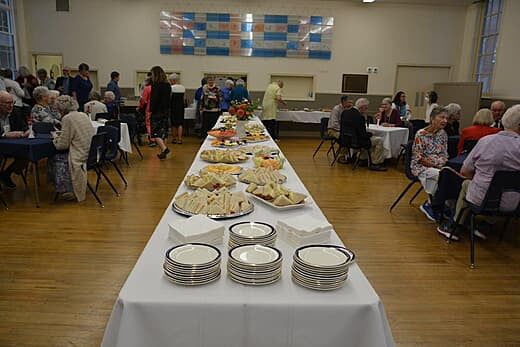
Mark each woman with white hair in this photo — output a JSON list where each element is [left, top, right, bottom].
[[103, 91, 118, 119], [444, 103, 462, 136], [49, 95, 95, 201], [30, 86, 61, 125], [220, 79, 234, 112], [375, 97, 402, 127], [169, 73, 185, 144], [456, 108, 500, 155], [230, 79, 249, 103]]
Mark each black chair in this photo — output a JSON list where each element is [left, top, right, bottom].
[[449, 171, 520, 268], [95, 112, 110, 121], [0, 185, 8, 209], [32, 122, 55, 135], [330, 126, 372, 169], [97, 126, 127, 188], [462, 139, 479, 154], [86, 132, 120, 207], [409, 119, 426, 138], [120, 114, 144, 160], [389, 140, 423, 211], [312, 117, 337, 159], [447, 136, 460, 159]]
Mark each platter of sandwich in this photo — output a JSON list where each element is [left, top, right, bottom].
[[245, 182, 308, 210]]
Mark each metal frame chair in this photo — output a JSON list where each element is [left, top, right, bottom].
[[448, 170, 520, 268], [86, 132, 119, 207], [97, 126, 127, 188], [389, 140, 423, 211], [312, 117, 337, 160], [120, 114, 144, 160]]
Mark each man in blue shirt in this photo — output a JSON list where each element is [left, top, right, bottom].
[[106, 71, 121, 102], [70, 63, 93, 111]]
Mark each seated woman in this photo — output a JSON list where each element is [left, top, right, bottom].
[[103, 91, 118, 119], [457, 108, 500, 155], [411, 107, 449, 221], [84, 91, 108, 121], [30, 86, 61, 125], [391, 91, 412, 121], [48, 90, 61, 119], [444, 103, 462, 136], [49, 95, 95, 201], [375, 97, 402, 127]]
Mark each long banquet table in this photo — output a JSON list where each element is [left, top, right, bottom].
[[101, 116, 394, 347]]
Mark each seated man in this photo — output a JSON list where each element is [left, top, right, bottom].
[[490, 100, 506, 129], [437, 105, 520, 238], [340, 98, 386, 171], [0, 91, 30, 189], [84, 91, 107, 121], [103, 91, 118, 119], [327, 95, 352, 138]]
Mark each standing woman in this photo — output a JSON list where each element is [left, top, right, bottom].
[[149, 66, 171, 159], [16, 66, 39, 107], [200, 75, 222, 137], [392, 91, 411, 121], [71, 63, 93, 112], [424, 91, 438, 124], [168, 73, 185, 144]]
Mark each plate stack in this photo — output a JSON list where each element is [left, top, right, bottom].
[[163, 243, 222, 286], [228, 222, 277, 248], [227, 244, 282, 286], [169, 215, 225, 246], [291, 245, 355, 291]]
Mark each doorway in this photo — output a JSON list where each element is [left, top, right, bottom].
[[395, 65, 451, 120], [32, 54, 63, 80]]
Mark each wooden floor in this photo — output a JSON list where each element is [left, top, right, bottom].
[[1, 137, 519, 346]]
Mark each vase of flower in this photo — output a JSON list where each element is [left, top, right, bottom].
[[236, 120, 247, 139]]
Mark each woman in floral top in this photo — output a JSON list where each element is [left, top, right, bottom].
[[411, 107, 448, 220]]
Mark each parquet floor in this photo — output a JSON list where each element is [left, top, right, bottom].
[[0, 137, 518, 346]]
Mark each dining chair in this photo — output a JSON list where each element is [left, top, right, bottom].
[[86, 132, 119, 207], [97, 126, 127, 188], [389, 140, 423, 211], [312, 117, 336, 160], [119, 114, 144, 160]]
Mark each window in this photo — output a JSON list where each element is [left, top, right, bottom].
[[474, 0, 503, 94], [0, 0, 15, 72]]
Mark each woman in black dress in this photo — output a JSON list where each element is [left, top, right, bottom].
[[168, 73, 185, 144], [149, 66, 171, 159]]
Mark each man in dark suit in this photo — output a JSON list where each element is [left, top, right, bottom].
[[490, 100, 506, 130], [55, 66, 72, 95], [339, 98, 386, 171]]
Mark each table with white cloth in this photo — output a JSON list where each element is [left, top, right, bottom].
[[101, 116, 394, 347], [254, 110, 329, 123], [368, 124, 409, 159], [91, 121, 132, 153]]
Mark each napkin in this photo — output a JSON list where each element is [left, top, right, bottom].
[[277, 215, 332, 237], [169, 215, 225, 244]]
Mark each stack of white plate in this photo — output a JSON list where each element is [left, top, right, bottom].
[[227, 244, 282, 286], [228, 221, 276, 248], [163, 243, 221, 286], [291, 245, 355, 291]]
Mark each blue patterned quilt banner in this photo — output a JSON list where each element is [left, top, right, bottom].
[[160, 11, 333, 59]]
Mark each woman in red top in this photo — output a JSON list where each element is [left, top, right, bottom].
[[457, 108, 500, 154], [138, 73, 155, 146], [375, 98, 402, 127]]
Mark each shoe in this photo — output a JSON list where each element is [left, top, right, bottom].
[[473, 229, 487, 240], [148, 142, 157, 147], [337, 156, 349, 164], [164, 148, 170, 154], [157, 148, 169, 159], [420, 201, 438, 221], [61, 192, 76, 201], [177, 139, 182, 144], [437, 224, 460, 241], [369, 165, 387, 172], [171, 139, 177, 144], [0, 172, 16, 189]]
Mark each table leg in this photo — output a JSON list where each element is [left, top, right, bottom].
[[32, 161, 40, 208]]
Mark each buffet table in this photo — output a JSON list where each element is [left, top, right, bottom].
[[254, 110, 329, 124], [368, 124, 409, 159], [101, 116, 394, 347]]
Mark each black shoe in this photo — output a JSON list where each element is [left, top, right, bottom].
[[171, 139, 177, 144], [164, 148, 170, 154], [0, 172, 16, 189], [369, 165, 387, 172], [157, 148, 169, 159]]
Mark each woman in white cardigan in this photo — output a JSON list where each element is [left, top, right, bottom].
[[49, 95, 95, 201]]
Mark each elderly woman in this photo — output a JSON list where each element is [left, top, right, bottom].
[[30, 86, 61, 125], [84, 91, 107, 121], [230, 79, 249, 103], [457, 108, 500, 155], [103, 91, 117, 119], [375, 97, 402, 127], [444, 103, 462, 136], [49, 95, 95, 201], [48, 90, 61, 118], [220, 79, 234, 112], [411, 107, 449, 221]]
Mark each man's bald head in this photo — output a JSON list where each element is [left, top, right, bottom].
[[0, 90, 14, 116], [491, 100, 506, 121]]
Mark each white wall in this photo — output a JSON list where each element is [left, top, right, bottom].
[[491, 0, 520, 99], [17, 0, 469, 94]]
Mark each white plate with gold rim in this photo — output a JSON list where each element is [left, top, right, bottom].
[[166, 243, 221, 266], [229, 245, 281, 265]]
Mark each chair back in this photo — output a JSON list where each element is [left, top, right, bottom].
[[409, 120, 426, 138], [447, 135, 460, 159], [319, 117, 329, 139], [106, 120, 122, 143], [404, 140, 418, 182], [476, 171, 520, 214], [462, 139, 478, 153], [87, 132, 107, 169], [338, 125, 361, 149], [95, 112, 110, 121], [120, 114, 137, 139], [32, 122, 55, 134], [97, 125, 119, 161]]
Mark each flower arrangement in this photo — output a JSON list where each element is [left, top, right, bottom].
[[228, 99, 259, 121]]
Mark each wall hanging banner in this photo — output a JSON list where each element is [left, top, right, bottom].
[[160, 11, 333, 59]]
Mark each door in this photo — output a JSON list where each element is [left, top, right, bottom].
[[434, 82, 482, 129], [395, 65, 451, 120], [32, 54, 63, 80]]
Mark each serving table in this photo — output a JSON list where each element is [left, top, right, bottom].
[[101, 116, 394, 347], [254, 110, 329, 124], [368, 124, 409, 159]]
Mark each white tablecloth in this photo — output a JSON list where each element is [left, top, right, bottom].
[[255, 110, 329, 124], [368, 124, 409, 159], [91, 121, 132, 153], [101, 117, 394, 347]]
